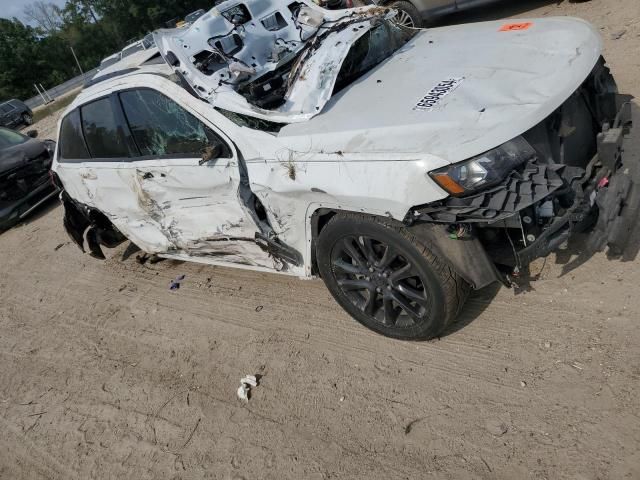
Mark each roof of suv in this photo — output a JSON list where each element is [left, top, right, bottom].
[[75, 64, 177, 104]]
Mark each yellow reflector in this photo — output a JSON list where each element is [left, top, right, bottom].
[[432, 173, 465, 195]]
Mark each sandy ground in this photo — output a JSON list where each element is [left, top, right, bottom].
[[2, 0, 640, 479]]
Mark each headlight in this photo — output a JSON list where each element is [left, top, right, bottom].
[[428, 136, 536, 196]]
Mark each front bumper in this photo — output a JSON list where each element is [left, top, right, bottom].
[[410, 98, 637, 268]]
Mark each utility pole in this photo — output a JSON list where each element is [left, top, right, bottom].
[[34, 84, 48, 105], [39, 83, 54, 102], [70, 45, 84, 77]]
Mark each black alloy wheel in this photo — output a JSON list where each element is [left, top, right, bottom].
[[317, 213, 469, 340]]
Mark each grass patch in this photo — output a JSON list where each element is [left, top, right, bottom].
[[32, 91, 80, 123]]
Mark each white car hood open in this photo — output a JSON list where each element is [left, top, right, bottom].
[[280, 17, 603, 163]]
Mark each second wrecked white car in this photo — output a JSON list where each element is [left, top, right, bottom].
[[52, 0, 636, 340]]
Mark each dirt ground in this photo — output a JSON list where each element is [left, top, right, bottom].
[[2, 0, 640, 479]]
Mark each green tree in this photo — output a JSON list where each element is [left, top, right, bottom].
[[1, 0, 215, 101]]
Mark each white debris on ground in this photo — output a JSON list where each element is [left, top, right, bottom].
[[237, 374, 259, 402]]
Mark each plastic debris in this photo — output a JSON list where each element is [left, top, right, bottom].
[[237, 374, 259, 402], [169, 274, 186, 291], [237, 383, 249, 402], [241, 375, 258, 387]]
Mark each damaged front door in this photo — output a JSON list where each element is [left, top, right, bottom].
[[56, 87, 278, 269], [114, 87, 278, 268]]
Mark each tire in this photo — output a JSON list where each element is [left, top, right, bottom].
[[22, 113, 33, 126], [389, 1, 423, 29], [316, 213, 469, 340]]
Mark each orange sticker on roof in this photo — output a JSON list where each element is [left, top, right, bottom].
[[499, 22, 533, 32]]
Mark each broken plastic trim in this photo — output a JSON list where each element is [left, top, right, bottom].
[[255, 232, 303, 266], [215, 107, 285, 133]]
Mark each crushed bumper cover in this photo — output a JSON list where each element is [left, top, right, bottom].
[[518, 100, 637, 263], [411, 99, 637, 269]]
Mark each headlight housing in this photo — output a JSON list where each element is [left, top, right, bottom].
[[428, 136, 537, 196]]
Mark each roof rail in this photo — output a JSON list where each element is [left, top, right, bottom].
[[83, 68, 139, 88]]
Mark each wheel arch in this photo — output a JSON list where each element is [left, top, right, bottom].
[[61, 191, 127, 259], [309, 207, 503, 289]]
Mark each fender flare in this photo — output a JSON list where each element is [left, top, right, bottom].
[[310, 207, 503, 289]]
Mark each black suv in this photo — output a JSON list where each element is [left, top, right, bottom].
[[0, 99, 33, 129]]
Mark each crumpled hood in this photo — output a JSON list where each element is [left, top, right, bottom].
[[280, 17, 603, 164]]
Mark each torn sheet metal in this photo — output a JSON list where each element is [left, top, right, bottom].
[[153, 0, 395, 122]]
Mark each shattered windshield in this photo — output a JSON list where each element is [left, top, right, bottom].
[[334, 20, 415, 93]]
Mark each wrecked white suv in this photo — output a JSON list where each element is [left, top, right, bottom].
[[52, 0, 636, 340]]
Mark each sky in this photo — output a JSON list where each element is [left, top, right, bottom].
[[2, 0, 68, 22]]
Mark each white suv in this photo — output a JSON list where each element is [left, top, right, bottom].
[[52, 0, 636, 340]]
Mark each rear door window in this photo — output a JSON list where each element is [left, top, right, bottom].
[[59, 110, 90, 161], [118, 89, 230, 158], [80, 97, 134, 159]]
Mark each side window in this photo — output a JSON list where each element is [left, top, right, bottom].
[[59, 110, 90, 161], [119, 89, 231, 158], [80, 98, 134, 159]]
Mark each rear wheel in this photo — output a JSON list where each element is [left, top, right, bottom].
[[22, 113, 33, 126], [389, 1, 423, 28], [316, 213, 469, 340]]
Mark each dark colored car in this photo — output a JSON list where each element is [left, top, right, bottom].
[[366, 0, 499, 28], [0, 127, 58, 231], [0, 99, 34, 130]]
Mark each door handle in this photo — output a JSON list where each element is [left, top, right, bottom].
[[142, 171, 154, 179]]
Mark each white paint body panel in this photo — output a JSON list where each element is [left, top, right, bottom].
[[281, 17, 603, 163], [53, 17, 603, 278]]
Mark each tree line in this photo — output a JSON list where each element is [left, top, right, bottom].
[[0, 0, 212, 101]]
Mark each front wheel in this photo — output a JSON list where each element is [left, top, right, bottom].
[[22, 113, 33, 126], [316, 213, 469, 340]]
